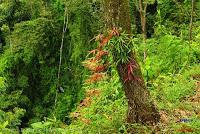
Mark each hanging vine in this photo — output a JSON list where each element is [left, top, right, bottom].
[[54, 2, 69, 116]]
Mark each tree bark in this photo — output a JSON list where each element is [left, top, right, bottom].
[[103, 0, 160, 124], [189, 0, 195, 43], [138, 0, 147, 61]]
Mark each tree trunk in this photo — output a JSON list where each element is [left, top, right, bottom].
[[189, 0, 195, 43], [103, 0, 160, 124], [138, 0, 147, 61]]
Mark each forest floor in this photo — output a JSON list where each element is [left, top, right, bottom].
[[69, 77, 200, 133], [158, 81, 200, 133]]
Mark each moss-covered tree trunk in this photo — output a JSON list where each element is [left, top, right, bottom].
[[103, 0, 160, 124]]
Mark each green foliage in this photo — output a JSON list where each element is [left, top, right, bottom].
[[152, 74, 195, 104], [133, 33, 199, 82], [0, 17, 61, 129], [0, 76, 7, 91], [0, 108, 25, 129], [0, 0, 199, 133], [147, 35, 189, 75], [0, 0, 103, 130], [68, 69, 127, 133], [108, 33, 133, 64], [30, 121, 53, 129]]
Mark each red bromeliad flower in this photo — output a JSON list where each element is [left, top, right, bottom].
[[86, 73, 106, 83], [95, 50, 109, 60], [98, 28, 119, 49], [111, 27, 120, 36], [124, 61, 137, 83], [82, 59, 98, 71], [88, 49, 98, 55], [95, 65, 106, 72], [84, 27, 120, 84], [82, 59, 108, 73], [99, 37, 110, 48], [94, 63, 109, 73], [95, 34, 104, 41]]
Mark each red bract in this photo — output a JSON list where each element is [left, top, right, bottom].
[[111, 27, 120, 36], [95, 34, 104, 41], [95, 63, 109, 73], [124, 61, 137, 83], [86, 73, 106, 83], [95, 50, 109, 60], [88, 49, 98, 55], [82, 59, 98, 71], [89, 58, 98, 62], [99, 37, 109, 48], [83, 28, 120, 84], [99, 33, 114, 48], [95, 65, 106, 72]]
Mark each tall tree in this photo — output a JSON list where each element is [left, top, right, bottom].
[[138, 0, 147, 61], [103, 0, 160, 124], [189, 0, 195, 43]]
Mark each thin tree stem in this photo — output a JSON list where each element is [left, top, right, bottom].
[[138, 0, 147, 61], [189, 0, 195, 43], [54, 4, 69, 115]]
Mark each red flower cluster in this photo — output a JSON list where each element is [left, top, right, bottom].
[[85, 73, 106, 83], [83, 28, 120, 83], [124, 60, 142, 83]]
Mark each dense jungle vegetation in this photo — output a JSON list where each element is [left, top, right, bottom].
[[0, 0, 199, 133]]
